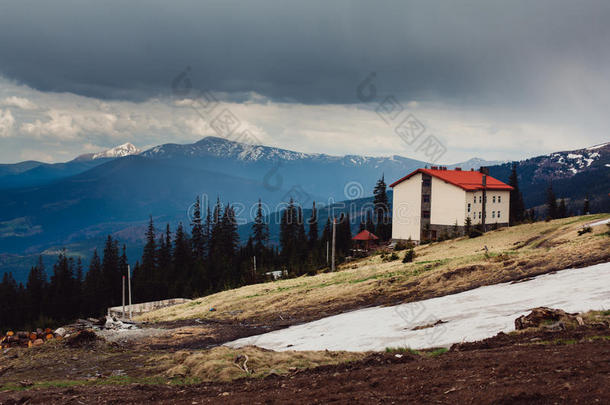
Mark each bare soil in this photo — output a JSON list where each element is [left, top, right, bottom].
[[1, 326, 609, 404]]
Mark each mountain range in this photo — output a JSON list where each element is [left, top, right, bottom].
[[0, 137, 608, 282]]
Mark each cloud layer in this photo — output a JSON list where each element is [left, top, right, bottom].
[[0, 1, 608, 163]]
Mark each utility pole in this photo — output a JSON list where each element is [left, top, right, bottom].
[[122, 275, 126, 320], [128, 265, 132, 320], [326, 241, 329, 265], [331, 217, 336, 272], [253, 256, 257, 280]]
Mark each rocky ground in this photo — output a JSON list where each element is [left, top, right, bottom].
[[0, 317, 609, 404]]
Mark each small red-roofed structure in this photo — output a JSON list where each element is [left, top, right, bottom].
[[352, 229, 379, 250]]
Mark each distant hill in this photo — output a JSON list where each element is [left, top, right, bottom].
[[489, 142, 610, 214], [0, 136, 607, 282]]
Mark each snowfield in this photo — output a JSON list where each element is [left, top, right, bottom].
[[226, 262, 610, 352]]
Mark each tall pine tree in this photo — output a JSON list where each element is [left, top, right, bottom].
[[373, 175, 391, 240], [191, 196, 206, 260], [252, 199, 269, 254], [546, 183, 558, 220], [307, 201, 318, 248], [508, 163, 525, 225]]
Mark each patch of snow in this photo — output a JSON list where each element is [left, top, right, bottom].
[[226, 262, 610, 352], [567, 153, 583, 159], [588, 218, 610, 227], [92, 143, 141, 159]]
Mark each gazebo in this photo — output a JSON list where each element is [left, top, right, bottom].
[[352, 229, 379, 250]]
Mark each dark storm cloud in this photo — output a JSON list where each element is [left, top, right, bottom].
[[1, 0, 609, 105]]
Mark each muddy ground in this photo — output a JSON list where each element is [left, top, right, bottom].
[[1, 326, 608, 404]]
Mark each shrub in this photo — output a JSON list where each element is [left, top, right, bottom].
[[577, 226, 592, 236], [402, 248, 415, 263], [383, 252, 399, 262], [469, 228, 484, 238], [395, 237, 415, 251]]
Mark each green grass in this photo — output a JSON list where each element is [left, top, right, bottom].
[[384, 347, 448, 357]]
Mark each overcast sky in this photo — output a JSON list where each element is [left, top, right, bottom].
[[0, 0, 609, 163]]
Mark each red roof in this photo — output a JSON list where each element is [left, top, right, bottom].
[[389, 168, 513, 191], [352, 230, 379, 241]]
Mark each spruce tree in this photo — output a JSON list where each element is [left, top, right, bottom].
[[373, 175, 390, 240], [321, 217, 332, 244], [508, 163, 525, 224], [0, 272, 20, 331], [172, 222, 193, 295], [358, 217, 366, 232], [297, 207, 307, 248], [25, 257, 47, 322], [337, 213, 352, 256], [546, 184, 558, 220], [558, 198, 567, 219], [464, 216, 472, 236], [142, 216, 157, 274], [221, 204, 240, 283], [583, 196, 590, 215], [280, 199, 299, 271], [157, 224, 173, 289], [84, 249, 103, 316], [204, 205, 212, 258], [252, 199, 269, 254], [221, 204, 239, 257], [307, 201, 318, 248], [101, 236, 121, 306], [48, 251, 78, 323], [365, 210, 375, 233], [75, 258, 84, 311], [191, 196, 206, 260]]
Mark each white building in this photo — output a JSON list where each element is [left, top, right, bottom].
[[390, 167, 512, 242]]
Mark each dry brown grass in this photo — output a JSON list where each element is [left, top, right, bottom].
[[154, 346, 364, 382], [138, 215, 610, 325]]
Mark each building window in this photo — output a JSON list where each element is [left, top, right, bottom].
[[468, 203, 471, 212], [479, 196, 482, 203], [423, 178, 431, 187], [498, 211, 501, 218], [492, 211, 495, 218], [422, 210, 430, 218], [474, 195, 476, 203], [493, 196, 496, 203], [478, 212, 481, 219], [423, 194, 430, 203], [498, 196, 501, 203]]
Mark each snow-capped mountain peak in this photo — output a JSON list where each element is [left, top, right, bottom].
[[76, 143, 142, 161], [141, 136, 313, 162]]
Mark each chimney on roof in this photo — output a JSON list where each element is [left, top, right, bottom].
[[479, 166, 489, 175], [455, 167, 461, 171], [470, 168, 474, 171], [431, 165, 438, 170]]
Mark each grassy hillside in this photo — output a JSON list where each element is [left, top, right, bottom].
[[139, 214, 610, 325]]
